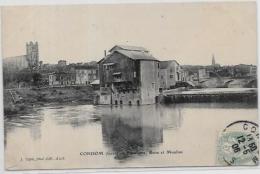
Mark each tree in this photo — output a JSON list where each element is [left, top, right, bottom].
[[32, 72, 42, 86], [17, 69, 33, 83]]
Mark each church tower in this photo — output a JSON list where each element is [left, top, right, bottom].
[[212, 54, 216, 66], [26, 41, 39, 70]]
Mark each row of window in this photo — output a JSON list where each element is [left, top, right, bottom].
[[114, 100, 140, 105], [160, 74, 174, 79]]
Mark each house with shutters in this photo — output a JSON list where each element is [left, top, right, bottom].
[[159, 60, 184, 89]]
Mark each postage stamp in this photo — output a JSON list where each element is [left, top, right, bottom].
[[217, 120, 259, 166]]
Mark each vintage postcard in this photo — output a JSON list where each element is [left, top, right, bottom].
[[1, 1, 259, 171]]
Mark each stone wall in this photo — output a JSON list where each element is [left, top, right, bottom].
[[140, 60, 159, 104], [111, 90, 141, 105]]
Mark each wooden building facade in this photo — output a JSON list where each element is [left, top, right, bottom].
[[98, 45, 159, 105]]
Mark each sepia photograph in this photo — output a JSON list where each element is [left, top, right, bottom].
[[1, 1, 258, 171]]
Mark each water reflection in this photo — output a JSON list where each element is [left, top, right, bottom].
[[4, 102, 257, 168], [50, 105, 101, 128], [158, 104, 183, 130], [4, 104, 184, 160], [100, 104, 183, 160], [101, 105, 162, 160], [4, 110, 44, 146]]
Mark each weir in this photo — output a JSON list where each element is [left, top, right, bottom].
[[162, 88, 257, 104]]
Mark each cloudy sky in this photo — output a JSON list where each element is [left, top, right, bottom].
[[1, 2, 257, 65]]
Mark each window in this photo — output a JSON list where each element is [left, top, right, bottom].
[[113, 72, 122, 80], [114, 74, 122, 80], [170, 68, 173, 73], [120, 100, 123, 105], [115, 100, 118, 105], [170, 75, 174, 78], [134, 71, 136, 78], [103, 63, 115, 70], [128, 101, 132, 105]]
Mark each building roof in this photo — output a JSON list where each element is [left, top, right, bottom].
[[4, 55, 27, 61], [103, 63, 115, 66], [90, 79, 100, 85], [109, 45, 149, 53], [116, 49, 159, 61], [97, 54, 112, 64], [160, 60, 179, 69]]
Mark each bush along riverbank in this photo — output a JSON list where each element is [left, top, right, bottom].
[[4, 86, 96, 117]]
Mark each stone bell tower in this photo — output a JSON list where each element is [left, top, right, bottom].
[[26, 41, 39, 70]]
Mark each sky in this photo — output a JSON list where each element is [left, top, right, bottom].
[[1, 2, 257, 65]]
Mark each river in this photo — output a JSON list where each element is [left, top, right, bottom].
[[4, 102, 258, 170]]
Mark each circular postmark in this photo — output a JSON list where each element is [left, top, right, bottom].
[[217, 120, 259, 166]]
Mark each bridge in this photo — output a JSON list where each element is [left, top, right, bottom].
[[199, 71, 257, 88]]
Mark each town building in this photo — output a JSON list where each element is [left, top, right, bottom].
[[180, 68, 189, 82], [3, 41, 39, 71], [182, 70, 190, 82], [58, 60, 67, 67], [90, 79, 100, 90], [41, 63, 57, 72], [159, 60, 184, 90], [249, 65, 257, 77], [198, 69, 210, 81], [75, 65, 98, 85], [98, 45, 159, 105], [3, 55, 28, 72], [48, 73, 58, 86], [47, 61, 99, 87], [48, 71, 76, 86], [233, 64, 253, 77]]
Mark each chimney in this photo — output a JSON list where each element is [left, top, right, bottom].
[[104, 50, 107, 56]]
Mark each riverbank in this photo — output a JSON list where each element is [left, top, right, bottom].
[[4, 86, 96, 116], [4, 87, 258, 116]]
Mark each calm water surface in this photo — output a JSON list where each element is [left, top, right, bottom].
[[4, 102, 258, 169]]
